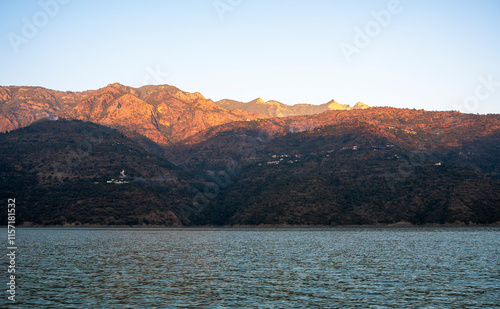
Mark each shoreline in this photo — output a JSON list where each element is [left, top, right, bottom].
[[3, 222, 500, 229]]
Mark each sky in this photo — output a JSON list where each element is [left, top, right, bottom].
[[0, 0, 499, 114]]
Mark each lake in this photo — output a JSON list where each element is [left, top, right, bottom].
[[3, 227, 499, 308]]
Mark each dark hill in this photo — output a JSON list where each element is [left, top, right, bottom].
[[0, 119, 200, 226], [164, 111, 500, 226], [1, 107, 498, 226]]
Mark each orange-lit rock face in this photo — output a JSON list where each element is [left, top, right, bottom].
[[214, 98, 355, 117], [0, 87, 12, 102], [0, 86, 64, 131], [181, 107, 500, 155], [2, 84, 498, 153], [0, 84, 269, 146]]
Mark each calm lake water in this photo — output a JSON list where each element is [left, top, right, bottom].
[[2, 227, 499, 308]]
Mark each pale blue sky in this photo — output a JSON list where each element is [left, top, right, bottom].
[[1, 0, 499, 113]]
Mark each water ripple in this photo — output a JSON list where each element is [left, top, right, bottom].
[[2, 227, 499, 308]]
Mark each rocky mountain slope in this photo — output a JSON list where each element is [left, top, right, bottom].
[[0, 83, 370, 146], [214, 97, 369, 118], [0, 84, 266, 147]]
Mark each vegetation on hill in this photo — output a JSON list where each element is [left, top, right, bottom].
[[0, 84, 498, 226], [166, 110, 500, 226], [191, 124, 499, 225], [0, 119, 200, 226]]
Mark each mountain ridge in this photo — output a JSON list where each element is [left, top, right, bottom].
[[0, 83, 267, 145], [214, 97, 362, 118], [0, 83, 374, 148]]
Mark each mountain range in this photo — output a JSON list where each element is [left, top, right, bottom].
[[1, 84, 498, 226], [214, 97, 369, 117], [0, 84, 366, 147]]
